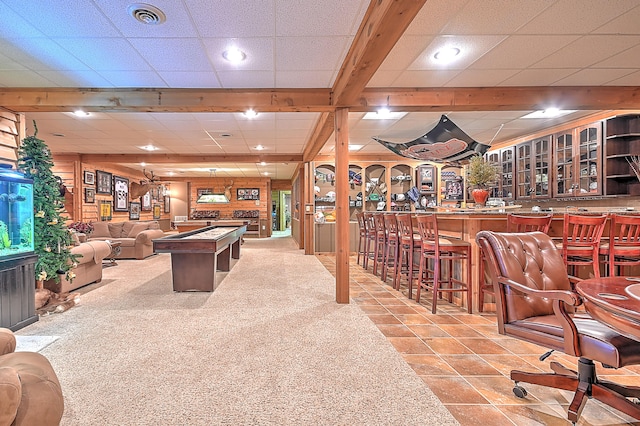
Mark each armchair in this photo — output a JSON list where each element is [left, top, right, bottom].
[[0, 328, 64, 425], [476, 230, 640, 424]]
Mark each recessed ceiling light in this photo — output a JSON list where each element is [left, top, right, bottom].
[[348, 145, 363, 151], [254, 145, 265, 151], [222, 47, 246, 63], [263, 172, 269, 176], [138, 145, 159, 151], [434, 47, 460, 62], [140, 162, 146, 167], [244, 109, 258, 118], [73, 110, 90, 117], [363, 111, 407, 120], [128, 3, 166, 25], [259, 161, 266, 166], [522, 109, 577, 119]]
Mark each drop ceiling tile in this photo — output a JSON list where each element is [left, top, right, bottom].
[[157, 71, 221, 88], [4, 0, 121, 37], [552, 68, 637, 85], [593, 43, 640, 68], [97, 71, 167, 87], [53, 38, 152, 71], [0, 2, 45, 38], [606, 70, 640, 85], [367, 70, 403, 87], [532, 35, 640, 69], [444, 69, 520, 87], [275, 70, 333, 88], [410, 35, 507, 70], [500, 68, 580, 86], [128, 38, 213, 72], [187, 0, 275, 37], [275, 36, 349, 71], [37, 70, 113, 87], [404, 0, 468, 36], [214, 70, 277, 88], [470, 35, 580, 69], [0, 70, 55, 86], [392, 70, 460, 87], [516, 0, 638, 34], [593, 5, 640, 34], [377, 36, 435, 72], [275, 0, 366, 36], [0, 38, 90, 71]]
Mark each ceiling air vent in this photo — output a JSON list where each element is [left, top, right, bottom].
[[128, 3, 166, 25]]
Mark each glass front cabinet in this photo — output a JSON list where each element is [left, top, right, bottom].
[[516, 136, 551, 200], [486, 147, 514, 201], [553, 122, 602, 197]]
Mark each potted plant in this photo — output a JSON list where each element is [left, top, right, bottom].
[[467, 155, 498, 207]]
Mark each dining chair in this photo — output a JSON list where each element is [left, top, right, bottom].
[[478, 213, 552, 312], [562, 213, 607, 279], [476, 230, 640, 424], [600, 213, 640, 277], [415, 214, 472, 314]]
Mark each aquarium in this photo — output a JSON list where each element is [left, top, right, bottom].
[[0, 166, 34, 259]]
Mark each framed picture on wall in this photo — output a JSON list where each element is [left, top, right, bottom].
[[129, 202, 141, 220], [164, 196, 170, 213], [83, 170, 95, 185], [141, 191, 152, 211], [100, 200, 112, 221], [84, 187, 95, 203], [113, 175, 129, 212], [96, 170, 112, 195], [153, 204, 161, 220]]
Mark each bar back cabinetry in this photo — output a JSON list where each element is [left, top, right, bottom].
[[516, 136, 551, 200], [605, 114, 640, 196], [486, 147, 514, 200], [553, 123, 602, 197]]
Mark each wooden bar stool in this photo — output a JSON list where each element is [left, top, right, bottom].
[[600, 213, 640, 276], [394, 213, 420, 296], [562, 213, 607, 279], [478, 213, 553, 312], [414, 214, 472, 314], [382, 213, 399, 284], [372, 213, 387, 277], [362, 212, 376, 270], [356, 212, 367, 267]]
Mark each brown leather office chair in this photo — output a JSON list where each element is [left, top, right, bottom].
[[476, 230, 640, 424]]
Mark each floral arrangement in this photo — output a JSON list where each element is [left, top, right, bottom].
[[68, 221, 93, 234]]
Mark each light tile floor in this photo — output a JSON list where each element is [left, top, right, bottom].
[[317, 254, 640, 426]]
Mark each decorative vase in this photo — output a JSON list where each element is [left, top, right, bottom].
[[472, 188, 490, 207]]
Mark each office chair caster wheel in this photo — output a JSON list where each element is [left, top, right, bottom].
[[513, 385, 527, 398]]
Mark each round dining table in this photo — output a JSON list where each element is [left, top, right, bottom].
[[575, 276, 640, 341]]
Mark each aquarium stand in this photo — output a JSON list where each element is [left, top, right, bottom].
[[0, 254, 38, 331]]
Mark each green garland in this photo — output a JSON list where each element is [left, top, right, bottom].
[[17, 121, 77, 283]]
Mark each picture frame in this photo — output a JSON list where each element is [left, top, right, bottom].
[[416, 165, 435, 194], [164, 196, 170, 213], [83, 170, 95, 185], [84, 187, 95, 204], [129, 201, 141, 220], [96, 170, 113, 195], [113, 175, 129, 212], [141, 191, 152, 211], [237, 188, 260, 201], [100, 200, 112, 221], [153, 204, 161, 220]]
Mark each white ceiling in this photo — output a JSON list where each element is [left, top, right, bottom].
[[1, 0, 640, 179]]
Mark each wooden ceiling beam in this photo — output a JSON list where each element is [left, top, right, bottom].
[[302, 111, 335, 162], [0, 88, 333, 113]]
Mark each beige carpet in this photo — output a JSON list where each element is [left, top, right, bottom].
[[17, 236, 458, 425]]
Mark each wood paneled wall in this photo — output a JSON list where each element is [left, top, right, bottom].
[[0, 109, 21, 168], [189, 177, 270, 220]]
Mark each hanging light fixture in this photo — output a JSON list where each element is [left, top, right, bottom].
[[196, 169, 230, 203]]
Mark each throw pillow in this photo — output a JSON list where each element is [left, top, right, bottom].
[[126, 223, 149, 238], [91, 221, 110, 238], [108, 222, 124, 238]]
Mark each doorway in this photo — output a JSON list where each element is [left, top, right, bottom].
[[271, 190, 291, 234]]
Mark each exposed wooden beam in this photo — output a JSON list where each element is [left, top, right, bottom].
[[302, 111, 335, 162], [332, 0, 427, 106], [353, 87, 640, 111], [0, 88, 333, 113], [54, 153, 304, 164]]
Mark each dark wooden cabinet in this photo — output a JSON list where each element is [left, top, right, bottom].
[[604, 114, 640, 196], [0, 254, 38, 331], [553, 123, 602, 197], [516, 136, 551, 200], [486, 147, 514, 200]]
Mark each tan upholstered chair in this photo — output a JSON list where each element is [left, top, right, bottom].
[[476, 230, 640, 424], [0, 328, 64, 425]]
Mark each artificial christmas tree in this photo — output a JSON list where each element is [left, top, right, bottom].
[[18, 122, 76, 287]]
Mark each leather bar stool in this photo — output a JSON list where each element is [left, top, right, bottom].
[[562, 213, 608, 279], [382, 213, 399, 284], [372, 213, 387, 277], [414, 214, 472, 314], [362, 212, 376, 270], [478, 214, 552, 312], [599, 213, 640, 276], [394, 213, 420, 297]]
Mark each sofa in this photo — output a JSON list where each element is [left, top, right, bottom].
[[45, 239, 112, 293], [87, 220, 165, 260], [0, 328, 64, 425]]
